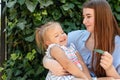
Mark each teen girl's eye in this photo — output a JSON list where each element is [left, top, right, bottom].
[[87, 15, 92, 19]]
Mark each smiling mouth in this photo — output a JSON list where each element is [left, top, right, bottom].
[[60, 39, 66, 43], [86, 25, 90, 27], [60, 40, 65, 42]]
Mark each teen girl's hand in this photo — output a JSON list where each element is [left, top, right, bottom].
[[100, 51, 113, 70], [100, 51, 120, 78]]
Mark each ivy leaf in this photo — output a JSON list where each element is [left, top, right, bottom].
[[25, 34, 35, 42], [42, 10, 48, 15], [10, 53, 19, 60], [61, 3, 75, 11], [114, 13, 120, 21], [14, 70, 22, 76], [26, 49, 36, 61], [60, 0, 66, 3], [17, 22, 25, 30], [6, 69, 12, 80], [39, 0, 53, 8], [25, 0, 38, 12], [36, 66, 44, 75], [9, 8, 17, 20], [94, 49, 104, 54], [17, 19, 27, 30], [7, 0, 17, 8], [0, 67, 4, 72], [115, 5, 120, 12], [52, 9, 62, 20], [17, 0, 25, 5]]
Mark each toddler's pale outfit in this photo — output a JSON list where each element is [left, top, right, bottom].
[[45, 43, 82, 80]]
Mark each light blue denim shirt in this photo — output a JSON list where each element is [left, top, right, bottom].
[[67, 30, 120, 75]]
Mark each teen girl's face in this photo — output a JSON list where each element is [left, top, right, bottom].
[[45, 25, 67, 46], [83, 8, 95, 33]]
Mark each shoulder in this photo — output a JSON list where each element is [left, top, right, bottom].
[[114, 35, 120, 52], [47, 44, 60, 49], [45, 44, 60, 58], [115, 35, 120, 44], [113, 35, 120, 68], [67, 30, 90, 45], [68, 30, 89, 36], [68, 30, 90, 40], [47, 44, 65, 56], [48, 44, 61, 51], [46, 44, 61, 55]]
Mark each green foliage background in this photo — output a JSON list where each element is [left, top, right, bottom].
[[1, 0, 120, 80]]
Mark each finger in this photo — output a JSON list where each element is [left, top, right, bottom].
[[101, 52, 113, 63], [101, 55, 112, 66], [103, 51, 112, 59], [100, 57, 113, 70], [100, 59, 108, 68], [101, 55, 111, 63]]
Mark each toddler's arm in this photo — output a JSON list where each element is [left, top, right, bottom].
[[75, 52, 92, 80], [50, 46, 88, 79], [43, 55, 69, 76]]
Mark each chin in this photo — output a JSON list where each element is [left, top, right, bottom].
[[87, 29, 94, 33], [60, 43, 67, 46]]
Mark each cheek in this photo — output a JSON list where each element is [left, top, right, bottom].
[[64, 34, 67, 39], [90, 18, 94, 25], [90, 18, 94, 28]]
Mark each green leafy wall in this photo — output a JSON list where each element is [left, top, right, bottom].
[[1, 0, 120, 80]]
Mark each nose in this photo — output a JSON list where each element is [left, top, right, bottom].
[[60, 34, 65, 38], [60, 34, 66, 40], [83, 18, 87, 25]]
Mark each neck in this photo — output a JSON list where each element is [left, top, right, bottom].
[[90, 33, 94, 39]]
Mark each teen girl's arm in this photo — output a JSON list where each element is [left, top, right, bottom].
[[94, 51, 120, 80], [75, 52, 92, 80], [50, 46, 88, 79], [43, 55, 68, 76], [100, 51, 120, 79]]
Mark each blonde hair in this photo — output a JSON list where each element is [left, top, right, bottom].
[[35, 21, 61, 53]]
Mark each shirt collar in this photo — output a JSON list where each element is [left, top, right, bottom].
[[82, 31, 90, 42]]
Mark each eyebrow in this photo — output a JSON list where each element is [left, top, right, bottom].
[[83, 13, 91, 16]]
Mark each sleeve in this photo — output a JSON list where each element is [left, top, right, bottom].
[[67, 30, 85, 46], [114, 46, 120, 74], [43, 44, 61, 69], [69, 43, 78, 53], [45, 44, 60, 58], [42, 55, 52, 69], [116, 64, 120, 75], [113, 39, 120, 74], [42, 44, 66, 75]]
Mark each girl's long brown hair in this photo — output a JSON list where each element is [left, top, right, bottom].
[[83, 0, 120, 77]]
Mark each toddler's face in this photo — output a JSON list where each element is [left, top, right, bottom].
[[45, 25, 68, 46]]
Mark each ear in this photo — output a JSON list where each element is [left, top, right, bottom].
[[45, 40, 51, 46]]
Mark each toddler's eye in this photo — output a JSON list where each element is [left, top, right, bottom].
[[55, 35, 59, 37]]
